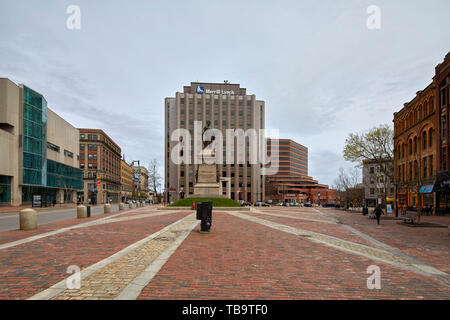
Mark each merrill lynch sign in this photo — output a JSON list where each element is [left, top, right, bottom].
[[196, 85, 235, 95]]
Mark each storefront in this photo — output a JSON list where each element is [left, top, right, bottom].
[[0, 176, 11, 204], [433, 171, 450, 215]]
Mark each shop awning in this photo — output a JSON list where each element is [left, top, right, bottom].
[[419, 185, 434, 193]]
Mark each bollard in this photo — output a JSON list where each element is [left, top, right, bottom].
[[119, 203, 124, 211], [77, 205, 87, 219], [104, 203, 111, 214], [20, 208, 37, 230]]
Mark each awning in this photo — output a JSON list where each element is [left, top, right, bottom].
[[419, 185, 434, 193]]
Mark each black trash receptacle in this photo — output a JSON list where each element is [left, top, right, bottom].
[[87, 206, 91, 217], [196, 201, 212, 232], [363, 207, 368, 215]]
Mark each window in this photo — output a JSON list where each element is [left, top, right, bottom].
[[441, 115, 446, 139], [429, 155, 433, 176], [47, 142, 60, 152], [88, 154, 93, 160], [423, 157, 427, 178], [370, 188, 375, 195], [80, 134, 85, 140], [64, 150, 74, 158], [80, 144, 85, 150], [423, 131, 427, 150], [429, 128, 433, 147], [442, 148, 447, 171], [409, 139, 412, 155], [414, 137, 417, 154], [80, 154, 85, 160], [80, 163, 85, 168], [370, 167, 374, 174]]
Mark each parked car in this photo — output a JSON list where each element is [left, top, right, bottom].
[[254, 201, 270, 207], [304, 202, 312, 207], [275, 202, 284, 206], [238, 200, 251, 207], [322, 202, 337, 208]]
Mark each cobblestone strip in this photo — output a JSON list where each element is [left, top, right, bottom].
[[252, 208, 337, 224], [227, 211, 450, 286], [116, 218, 199, 300], [28, 213, 195, 300]]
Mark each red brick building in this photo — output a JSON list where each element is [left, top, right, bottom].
[[265, 139, 338, 205], [434, 52, 450, 214]]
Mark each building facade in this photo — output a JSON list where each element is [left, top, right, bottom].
[[265, 139, 338, 205], [120, 158, 133, 202], [132, 165, 149, 199], [78, 129, 121, 204], [0, 78, 83, 206], [434, 51, 450, 214], [362, 159, 395, 207], [393, 83, 437, 211], [164, 82, 265, 203]]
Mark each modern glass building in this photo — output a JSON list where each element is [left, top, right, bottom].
[[0, 78, 83, 206]]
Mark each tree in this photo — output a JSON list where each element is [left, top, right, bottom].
[[343, 124, 394, 209], [148, 158, 162, 196], [333, 167, 363, 209]]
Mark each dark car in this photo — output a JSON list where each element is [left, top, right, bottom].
[[254, 201, 270, 207], [303, 202, 312, 207], [322, 202, 337, 208], [238, 200, 251, 207]]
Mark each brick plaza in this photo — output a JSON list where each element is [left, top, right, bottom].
[[0, 205, 449, 300]]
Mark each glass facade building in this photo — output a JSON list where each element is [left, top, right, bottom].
[[21, 86, 83, 203]]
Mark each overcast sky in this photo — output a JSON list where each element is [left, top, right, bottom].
[[0, 0, 449, 186]]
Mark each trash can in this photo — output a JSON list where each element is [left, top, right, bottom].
[[87, 205, 91, 218], [363, 206, 368, 215], [196, 201, 212, 232]]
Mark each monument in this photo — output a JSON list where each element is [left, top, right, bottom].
[[193, 121, 222, 197]]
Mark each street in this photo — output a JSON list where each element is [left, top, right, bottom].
[[0, 204, 119, 232]]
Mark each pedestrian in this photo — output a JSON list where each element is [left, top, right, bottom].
[[374, 205, 384, 225]]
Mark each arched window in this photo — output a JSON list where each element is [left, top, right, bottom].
[[429, 128, 433, 147], [409, 139, 413, 155], [423, 131, 427, 150], [414, 137, 417, 154]]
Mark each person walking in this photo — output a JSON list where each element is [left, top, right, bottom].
[[373, 205, 384, 225]]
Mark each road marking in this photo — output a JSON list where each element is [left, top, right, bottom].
[[28, 214, 197, 300], [0, 207, 156, 250], [227, 211, 450, 287], [252, 208, 337, 224]]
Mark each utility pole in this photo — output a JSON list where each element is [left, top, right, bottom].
[[131, 160, 141, 200]]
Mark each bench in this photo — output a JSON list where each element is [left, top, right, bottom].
[[400, 211, 418, 224]]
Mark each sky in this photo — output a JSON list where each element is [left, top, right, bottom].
[[0, 0, 449, 187]]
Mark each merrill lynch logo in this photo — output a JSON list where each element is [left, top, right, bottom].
[[196, 85, 234, 95]]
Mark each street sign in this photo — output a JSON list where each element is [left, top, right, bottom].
[[32, 195, 42, 207], [318, 192, 321, 197]]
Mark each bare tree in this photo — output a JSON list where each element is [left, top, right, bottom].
[[334, 167, 363, 209], [148, 158, 162, 196]]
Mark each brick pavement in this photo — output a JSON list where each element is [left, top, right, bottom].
[[0, 205, 449, 300], [0, 209, 190, 299], [318, 208, 450, 273], [138, 211, 449, 299]]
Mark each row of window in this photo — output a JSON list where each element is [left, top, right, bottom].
[[397, 128, 433, 159], [397, 155, 434, 182], [395, 98, 434, 134]]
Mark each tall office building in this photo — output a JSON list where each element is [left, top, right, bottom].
[[0, 78, 83, 206], [265, 139, 337, 204], [164, 82, 265, 203]]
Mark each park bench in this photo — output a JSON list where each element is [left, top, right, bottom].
[[400, 211, 418, 224]]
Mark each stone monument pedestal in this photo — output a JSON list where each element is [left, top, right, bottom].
[[193, 163, 221, 197]]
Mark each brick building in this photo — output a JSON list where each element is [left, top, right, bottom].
[[393, 83, 437, 210], [120, 157, 133, 203], [78, 129, 121, 204], [434, 51, 450, 214]]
